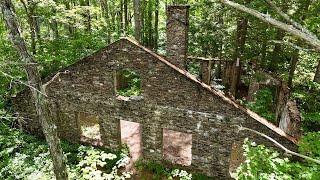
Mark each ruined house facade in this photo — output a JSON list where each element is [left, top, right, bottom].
[[14, 5, 297, 178]]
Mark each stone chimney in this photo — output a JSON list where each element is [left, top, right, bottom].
[[166, 5, 190, 69]]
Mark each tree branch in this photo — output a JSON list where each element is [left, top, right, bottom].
[[233, 125, 320, 164], [0, 70, 47, 97], [263, 0, 314, 38], [0, 62, 37, 66], [269, 40, 316, 52], [42, 70, 69, 89], [220, 0, 320, 52]]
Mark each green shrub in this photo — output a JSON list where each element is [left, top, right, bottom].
[[186, 61, 200, 78], [300, 112, 320, 132], [299, 132, 320, 160], [246, 89, 276, 123], [235, 138, 320, 180], [117, 70, 142, 97], [135, 161, 209, 180]]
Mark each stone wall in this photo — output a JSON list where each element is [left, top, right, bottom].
[[14, 39, 297, 179]]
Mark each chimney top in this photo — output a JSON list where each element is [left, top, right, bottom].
[[166, 5, 190, 70]]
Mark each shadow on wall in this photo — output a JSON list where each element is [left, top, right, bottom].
[[120, 120, 143, 170], [163, 129, 192, 166]]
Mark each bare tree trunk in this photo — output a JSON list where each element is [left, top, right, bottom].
[[124, 0, 128, 33], [141, 0, 145, 44], [87, 0, 92, 33], [65, 1, 73, 35], [154, 0, 159, 50], [261, 25, 267, 67], [101, 0, 111, 43], [288, 50, 299, 89], [270, 29, 284, 71], [230, 5, 249, 98], [20, 0, 37, 54], [119, 0, 124, 35], [285, 0, 310, 88], [80, 0, 91, 33], [147, 0, 152, 49], [34, 16, 40, 43], [133, 0, 141, 41], [51, 12, 59, 40], [1, 1, 68, 179], [314, 60, 320, 83], [217, 5, 225, 79], [111, 1, 117, 39]]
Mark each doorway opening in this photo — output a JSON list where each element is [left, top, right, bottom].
[[120, 120, 143, 170]]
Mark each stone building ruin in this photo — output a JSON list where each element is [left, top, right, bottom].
[[14, 5, 298, 178]]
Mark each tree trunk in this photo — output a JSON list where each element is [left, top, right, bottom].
[[65, 1, 73, 35], [124, 0, 128, 33], [147, 0, 152, 49], [230, 6, 249, 98], [20, 0, 37, 54], [314, 60, 320, 83], [287, 0, 311, 87], [133, 0, 141, 41], [34, 16, 41, 43], [52, 17, 59, 40], [101, 0, 111, 43], [154, 0, 159, 50], [261, 24, 267, 68], [288, 50, 299, 89], [217, 5, 224, 79], [110, 1, 117, 39], [80, 0, 91, 33], [119, 0, 123, 35], [270, 29, 284, 71], [29, 16, 36, 54], [1, 1, 68, 179], [87, 0, 92, 33], [141, 0, 145, 44]]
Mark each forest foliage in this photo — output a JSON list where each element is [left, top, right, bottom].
[[0, 0, 319, 179]]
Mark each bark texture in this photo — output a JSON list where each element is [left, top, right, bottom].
[[133, 0, 141, 41], [314, 60, 320, 83], [288, 50, 299, 89], [230, 1, 249, 98], [1, 0, 68, 179]]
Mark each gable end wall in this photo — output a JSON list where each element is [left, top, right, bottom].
[[14, 39, 296, 178]]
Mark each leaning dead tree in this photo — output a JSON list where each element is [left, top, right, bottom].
[[221, 0, 320, 51], [1, 0, 68, 179], [221, 0, 320, 83]]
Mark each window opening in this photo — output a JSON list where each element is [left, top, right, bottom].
[[163, 129, 192, 166], [115, 70, 141, 97], [79, 112, 101, 141]]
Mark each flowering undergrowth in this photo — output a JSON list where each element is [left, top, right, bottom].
[[0, 124, 132, 179]]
